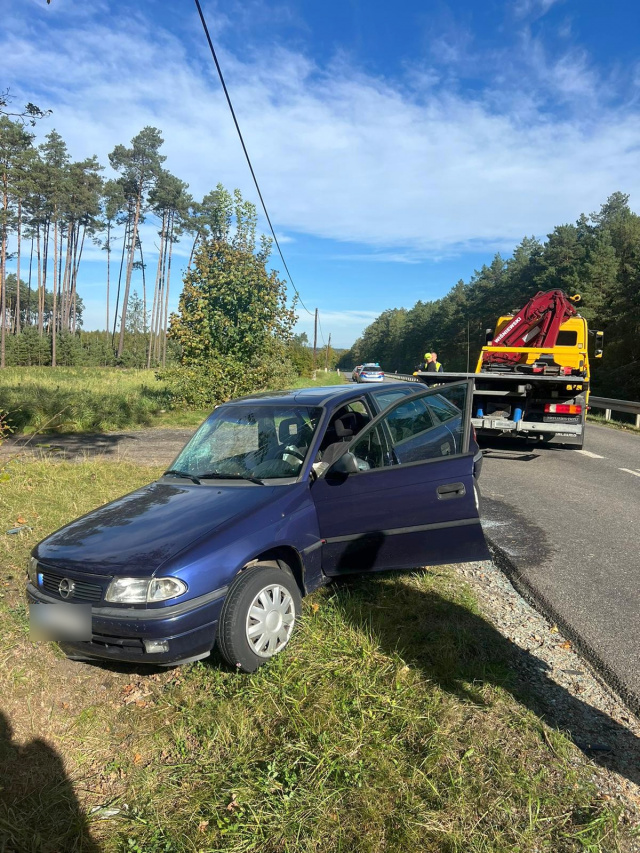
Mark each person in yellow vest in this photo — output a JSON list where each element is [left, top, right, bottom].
[[425, 351, 443, 372]]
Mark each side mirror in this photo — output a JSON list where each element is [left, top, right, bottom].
[[594, 330, 604, 359], [326, 452, 359, 477], [485, 328, 493, 345]]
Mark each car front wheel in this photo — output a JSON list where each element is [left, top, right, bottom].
[[217, 563, 302, 672]]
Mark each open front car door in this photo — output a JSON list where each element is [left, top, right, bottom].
[[311, 380, 490, 575]]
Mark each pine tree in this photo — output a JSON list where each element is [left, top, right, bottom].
[[0, 116, 34, 366], [109, 127, 165, 358]]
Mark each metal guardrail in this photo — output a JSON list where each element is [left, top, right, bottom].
[[387, 372, 420, 382], [589, 396, 640, 428]]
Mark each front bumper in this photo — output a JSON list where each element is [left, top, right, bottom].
[[27, 583, 226, 665]]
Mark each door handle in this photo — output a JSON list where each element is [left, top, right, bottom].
[[437, 482, 466, 499]]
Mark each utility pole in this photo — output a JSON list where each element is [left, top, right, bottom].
[[312, 308, 318, 379], [324, 332, 331, 371]]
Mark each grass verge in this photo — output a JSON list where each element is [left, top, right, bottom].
[[291, 371, 346, 388], [0, 367, 347, 435], [588, 413, 640, 435], [0, 459, 627, 852]]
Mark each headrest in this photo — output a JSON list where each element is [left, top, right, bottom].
[[335, 413, 358, 438], [279, 417, 303, 443]]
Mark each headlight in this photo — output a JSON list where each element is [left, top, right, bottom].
[[105, 577, 187, 604], [28, 556, 39, 585]]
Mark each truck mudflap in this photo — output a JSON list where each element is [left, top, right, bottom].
[[471, 417, 582, 436]]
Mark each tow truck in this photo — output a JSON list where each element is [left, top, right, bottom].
[[413, 289, 604, 448]]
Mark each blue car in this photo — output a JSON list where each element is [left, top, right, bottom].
[[27, 381, 487, 672]]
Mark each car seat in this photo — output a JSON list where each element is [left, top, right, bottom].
[[278, 417, 304, 445], [318, 415, 360, 469]]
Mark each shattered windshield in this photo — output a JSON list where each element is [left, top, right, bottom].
[[169, 404, 323, 481]]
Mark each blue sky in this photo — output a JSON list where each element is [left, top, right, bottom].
[[3, 0, 640, 347]]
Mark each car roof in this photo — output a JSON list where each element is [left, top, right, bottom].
[[221, 382, 417, 408]]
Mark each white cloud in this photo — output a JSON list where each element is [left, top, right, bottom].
[[512, 0, 563, 21], [4, 0, 640, 343], [4, 1, 639, 261]]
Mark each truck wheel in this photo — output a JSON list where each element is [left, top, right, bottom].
[[217, 564, 302, 672]]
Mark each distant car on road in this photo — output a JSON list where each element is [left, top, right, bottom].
[[28, 382, 487, 673], [351, 365, 363, 382], [357, 363, 385, 383]]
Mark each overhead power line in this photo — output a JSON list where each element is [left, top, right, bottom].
[[316, 313, 327, 347], [193, 0, 314, 317]]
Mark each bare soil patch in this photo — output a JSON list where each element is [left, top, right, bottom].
[[0, 428, 194, 467]]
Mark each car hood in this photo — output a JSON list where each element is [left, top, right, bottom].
[[34, 480, 280, 575]]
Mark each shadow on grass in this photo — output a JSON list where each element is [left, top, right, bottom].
[[330, 572, 640, 789], [0, 711, 100, 852]]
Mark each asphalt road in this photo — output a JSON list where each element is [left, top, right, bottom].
[[479, 424, 640, 712]]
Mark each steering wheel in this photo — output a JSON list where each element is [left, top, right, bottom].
[[281, 445, 305, 468]]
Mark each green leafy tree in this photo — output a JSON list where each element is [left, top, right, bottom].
[[164, 189, 297, 405], [287, 332, 314, 376]]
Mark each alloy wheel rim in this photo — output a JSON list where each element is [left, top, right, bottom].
[[245, 583, 295, 658]]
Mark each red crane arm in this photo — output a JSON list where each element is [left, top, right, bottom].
[[490, 290, 579, 349]]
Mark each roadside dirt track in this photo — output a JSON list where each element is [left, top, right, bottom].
[[0, 428, 195, 467]]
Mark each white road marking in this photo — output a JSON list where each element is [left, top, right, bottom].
[[619, 468, 640, 478], [576, 450, 605, 458]]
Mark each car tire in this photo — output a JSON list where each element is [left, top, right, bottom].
[[217, 563, 302, 673]]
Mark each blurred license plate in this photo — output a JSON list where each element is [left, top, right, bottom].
[[29, 602, 91, 641]]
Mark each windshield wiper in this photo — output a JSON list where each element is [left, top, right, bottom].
[[199, 472, 265, 485], [163, 469, 201, 485]]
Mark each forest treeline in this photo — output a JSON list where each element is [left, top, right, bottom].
[[339, 192, 640, 399], [0, 118, 291, 370]]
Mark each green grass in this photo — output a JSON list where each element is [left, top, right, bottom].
[[291, 370, 346, 388], [0, 367, 347, 435], [0, 458, 629, 852], [587, 412, 640, 435]]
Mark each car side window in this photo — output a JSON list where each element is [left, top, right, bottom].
[[426, 394, 457, 423], [385, 398, 434, 444], [349, 424, 388, 470], [346, 400, 370, 419], [381, 384, 469, 465]]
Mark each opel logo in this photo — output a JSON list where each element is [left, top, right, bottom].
[[58, 578, 76, 599]]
